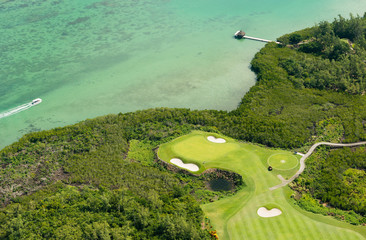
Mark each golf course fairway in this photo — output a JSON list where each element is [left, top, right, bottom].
[[158, 131, 366, 240]]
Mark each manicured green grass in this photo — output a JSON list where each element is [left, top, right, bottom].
[[268, 153, 298, 170], [172, 135, 240, 161], [158, 131, 366, 240], [158, 131, 241, 174]]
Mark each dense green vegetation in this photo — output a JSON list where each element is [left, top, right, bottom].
[[0, 184, 208, 239], [0, 112, 242, 239], [292, 146, 366, 224], [1, 14, 366, 239], [216, 15, 366, 149], [243, 14, 366, 225], [230, 42, 366, 148], [277, 14, 366, 93], [0, 116, 216, 239]]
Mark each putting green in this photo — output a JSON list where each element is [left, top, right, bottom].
[[267, 153, 298, 170], [158, 131, 366, 240], [172, 135, 239, 161], [158, 131, 242, 173]]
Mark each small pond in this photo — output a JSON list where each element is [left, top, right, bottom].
[[207, 178, 233, 191]]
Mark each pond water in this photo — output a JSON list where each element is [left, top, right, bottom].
[[208, 178, 233, 191]]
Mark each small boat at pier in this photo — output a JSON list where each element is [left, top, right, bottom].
[[234, 30, 246, 39]]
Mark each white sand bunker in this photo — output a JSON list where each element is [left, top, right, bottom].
[[207, 136, 226, 143], [257, 207, 282, 218], [170, 158, 199, 172]]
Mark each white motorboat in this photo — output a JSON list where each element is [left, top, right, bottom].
[[31, 98, 42, 105]]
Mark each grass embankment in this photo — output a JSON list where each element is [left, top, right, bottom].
[[158, 131, 366, 240]]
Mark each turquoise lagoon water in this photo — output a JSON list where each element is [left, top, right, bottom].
[[1, 0, 366, 149]]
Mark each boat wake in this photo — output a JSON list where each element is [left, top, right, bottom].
[[0, 98, 42, 119]]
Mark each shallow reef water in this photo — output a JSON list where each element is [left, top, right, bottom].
[[1, 0, 366, 148]]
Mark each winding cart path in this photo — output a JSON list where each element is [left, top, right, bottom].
[[269, 141, 366, 191]]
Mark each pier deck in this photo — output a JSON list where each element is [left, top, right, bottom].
[[243, 35, 280, 44]]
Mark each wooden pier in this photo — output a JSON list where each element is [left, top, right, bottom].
[[243, 36, 280, 44], [234, 30, 280, 44]]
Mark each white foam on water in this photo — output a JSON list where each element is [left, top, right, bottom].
[[0, 102, 33, 119]]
